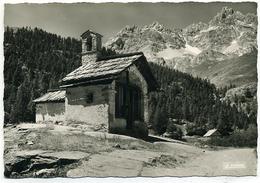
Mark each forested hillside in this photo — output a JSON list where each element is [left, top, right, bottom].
[[148, 63, 256, 136], [4, 27, 82, 123], [4, 27, 256, 138]]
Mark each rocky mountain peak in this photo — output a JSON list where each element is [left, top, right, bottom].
[[117, 24, 140, 35], [209, 6, 257, 27], [106, 22, 185, 56], [105, 7, 257, 87], [146, 21, 174, 33], [221, 6, 235, 16], [209, 7, 237, 26], [148, 21, 162, 29]]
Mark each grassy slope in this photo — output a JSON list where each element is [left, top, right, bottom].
[[4, 123, 257, 177], [4, 123, 202, 177]]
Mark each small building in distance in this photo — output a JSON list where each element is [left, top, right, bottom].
[[33, 30, 158, 137], [33, 89, 66, 124], [203, 129, 221, 138]]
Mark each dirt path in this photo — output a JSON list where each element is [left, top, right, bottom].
[[67, 141, 257, 177], [141, 147, 257, 176]]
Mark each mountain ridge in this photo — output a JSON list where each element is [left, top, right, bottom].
[[106, 6, 257, 88]]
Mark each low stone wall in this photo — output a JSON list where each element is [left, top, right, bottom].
[[35, 102, 65, 123]]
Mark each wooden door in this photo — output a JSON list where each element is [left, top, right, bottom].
[[115, 83, 142, 129], [128, 86, 141, 128]]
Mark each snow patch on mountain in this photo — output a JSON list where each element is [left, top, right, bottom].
[[224, 40, 240, 55], [200, 26, 219, 33], [157, 44, 201, 59], [185, 44, 202, 55]]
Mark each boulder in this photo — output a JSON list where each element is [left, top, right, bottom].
[[40, 151, 89, 161], [5, 150, 89, 177], [27, 141, 34, 145], [4, 157, 30, 177], [113, 143, 121, 149], [34, 168, 56, 177], [16, 150, 47, 158], [28, 158, 57, 172]]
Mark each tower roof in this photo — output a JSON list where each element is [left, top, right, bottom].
[[80, 30, 103, 38]]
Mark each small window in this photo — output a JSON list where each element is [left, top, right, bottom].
[[85, 93, 94, 103]]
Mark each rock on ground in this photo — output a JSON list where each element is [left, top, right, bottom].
[[34, 168, 56, 177]]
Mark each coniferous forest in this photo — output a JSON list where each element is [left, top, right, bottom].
[[4, 27, 81, 123], [148, 63, 256, 136], [4, 27, 257, 141]]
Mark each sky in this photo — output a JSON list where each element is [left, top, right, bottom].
[[4, 2, 257, 42]]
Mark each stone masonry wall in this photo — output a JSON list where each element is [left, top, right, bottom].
[[81, 52, 99, 65], [65, 84, 112, 131]]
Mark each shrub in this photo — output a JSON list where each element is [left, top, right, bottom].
[[165, 123, 183, 140], [132, 121, 149, 138], [186, 123, 207, 136]]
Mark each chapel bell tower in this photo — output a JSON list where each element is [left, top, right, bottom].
[[81, 30, 103, 65]]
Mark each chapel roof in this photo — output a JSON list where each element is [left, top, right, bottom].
[[60, 52, 158, 91], [81, 30, 103, 38]]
